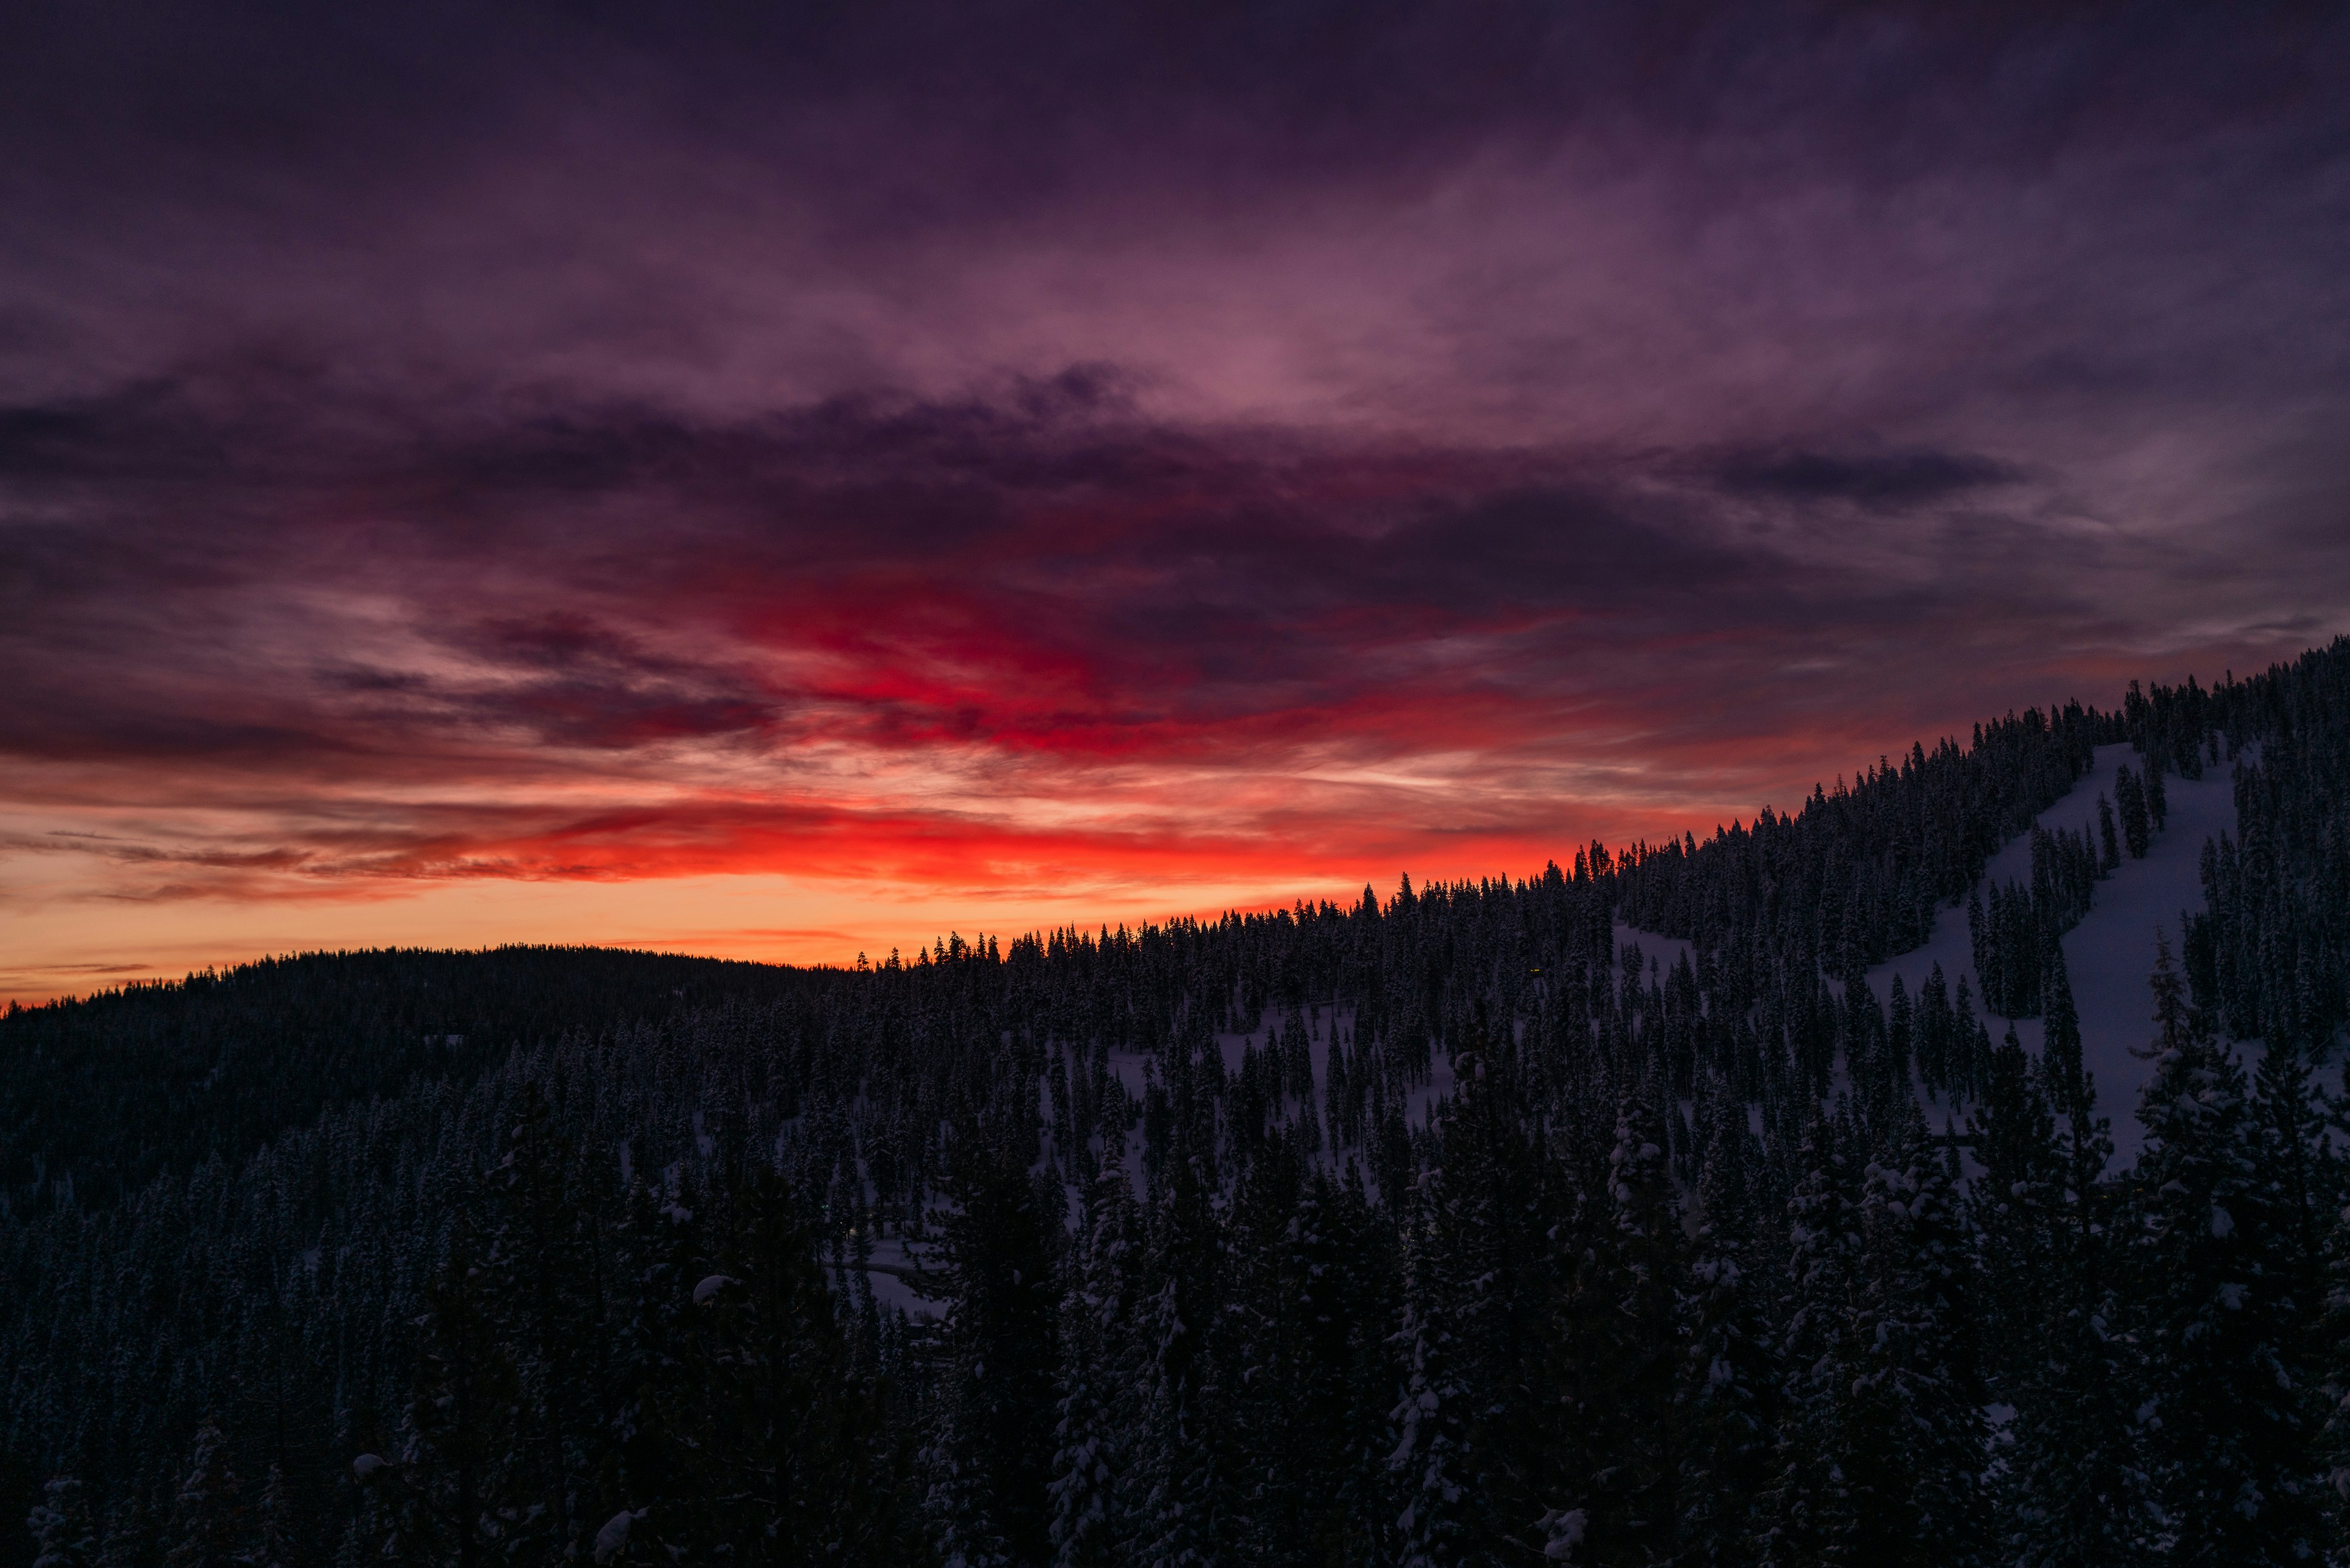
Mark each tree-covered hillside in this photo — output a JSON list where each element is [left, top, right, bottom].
[[5, 640, 2349, 1566]]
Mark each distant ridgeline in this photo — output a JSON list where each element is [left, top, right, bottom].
[[3, 641, 2349, 1566]]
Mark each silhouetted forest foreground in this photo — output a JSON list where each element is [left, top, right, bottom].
[[8, 642, 2350, 1567]]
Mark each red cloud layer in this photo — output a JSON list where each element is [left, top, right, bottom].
[[0, 378, 2326, 996]]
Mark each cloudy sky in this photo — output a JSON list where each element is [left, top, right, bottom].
[[3, 2, 2345, 1002]]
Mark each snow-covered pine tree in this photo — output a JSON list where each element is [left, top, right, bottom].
[[2116, 766, 2150, 860], [1757, 1111, 1862, 1568], [2040, 939, 2107, 1203], [1884, 975, 1913, 1118], [1971, 1024, 2060, 1344], [1916, 963, 1953, 1098], [1048, 1144, 1141, 1567], [1387, 1162, 1475, 1568], [2319, 1180, 2350, 1542], [928, 1131, 1063, 1568], [597, 1161, 710, 1556], [477, 1083, 608, 1559], [97, 1483, 161, 1568], [2251, 1029, 2332, 1364], [1839, 1109, 1987, 1566], [370, 1213, 525, 1567], [28, 1476, 97, 1568], [1558, 1093, 1690, 1564], [1405, 1025, 1552, 1563], [1999, 941, 2147, 1566], [247, 1465, 300, 1568], [2126, 937, 2324, 1564], [703, 1157, 914, 1563], [1291, 1163, 1395, 1564], [1330, 1158, 1406, 1563], [1224, 1130, 1332, 1563], [1678, 1090, 1782, 1564], [2248, 979, 2337, 1553], [1130, 1151, 1234, 1568]]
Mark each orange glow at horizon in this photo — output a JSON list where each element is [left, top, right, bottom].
[[0, 750, 1729, 1008], [2, 378, 2323, 1012]]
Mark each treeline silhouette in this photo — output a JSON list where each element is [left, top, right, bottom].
[[4, 640, 2348, 1566]]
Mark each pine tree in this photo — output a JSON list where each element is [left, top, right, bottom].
[[1561, 1096, 1689, 1564], [1969, 1019, 2061, 1512], [28, 1477, 97, 1568], [1916, 964, 1952, 1097], [478, 1084, 604, 1559], [98, 1485, 161, 1568], [164, 1416, 246, 1568], [1403, 1028, 1551, 1563], [1303, 1166, 1395, 1564], [1388, 1164, 1476, 1568], [1950, 974, 1992, 1107], [929, 1133, 1063, 1568], [1679, 1097, 1781, 1564], [599, 1169, 709, 1554], [1048, 1147, 1141, 1567], [18, 652, 2350, 1565], [1240, 1148, 1319, 1547], [1884, 975, 1913, 1112], [680, 1159, 915, 1564], [248, 1466, 300, 1568], [372, 1215, 523, 1568], [1758, 1114, 1863, 1567], [2127, 938, 2324, 1564], [1837, 1116, 1987, 1567], [2248, 1001, 2336, 1559], [2318, 1170, 2350, 1543], [2003, 940, 2144, 1566], [2116, 767, 2150, 860], [1130, 1151, 1233, 1568]]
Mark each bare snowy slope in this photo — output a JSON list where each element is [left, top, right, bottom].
[[1864, 741, 2241, 1159]]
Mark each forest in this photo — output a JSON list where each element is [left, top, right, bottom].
[[5, 639, 2350, 1566]]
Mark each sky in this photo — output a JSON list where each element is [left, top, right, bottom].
[[3, 2, 2348, 1004]]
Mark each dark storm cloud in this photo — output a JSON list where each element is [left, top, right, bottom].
[[0, 361, 2106, 793], [1708, 448, 2022, 509], [0, 379, 232, 482], [435, 615, 787, 750]]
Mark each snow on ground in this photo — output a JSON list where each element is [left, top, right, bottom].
[[1208, 934, 1686, 1143], [860, 744, 2243, 1310], [1864, 741, 2240, 1161], [1105, 1048, 1153, 1103], [1613, 920, 1694, 979], [842, 1231, 951, 1320], [1618, 744, 2244, 1161]]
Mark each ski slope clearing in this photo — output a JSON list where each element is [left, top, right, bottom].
[[1865, 741, 2242, 1160]]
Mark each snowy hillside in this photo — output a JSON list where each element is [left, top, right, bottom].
[[1864, 741, 2242, 1159], [8, 647, 2350, 1565]]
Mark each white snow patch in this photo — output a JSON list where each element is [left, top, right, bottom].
[[1866, 741, 2242, 1161], [845, 1234, 950, 1321], [1613, 919, 1694, 978], [1104, 1049, 1152, 1101], [1620, 744, 2245, 1164], [593, 1509, 634, 1563]]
